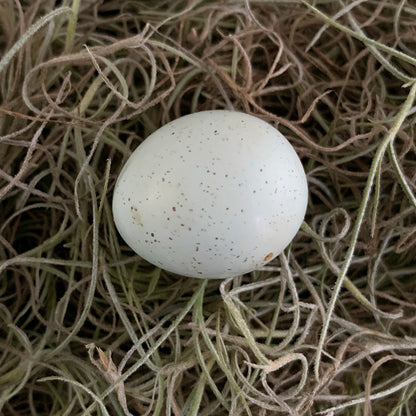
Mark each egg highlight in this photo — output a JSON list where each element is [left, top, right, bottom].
[[112, 110, 308, 279]]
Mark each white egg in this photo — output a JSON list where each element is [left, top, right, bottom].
[[112, 110, 308, 279]]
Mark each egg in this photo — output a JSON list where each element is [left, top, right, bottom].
[[112, 110, 308, 279]]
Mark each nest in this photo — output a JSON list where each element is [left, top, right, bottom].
[[1, 1, 416, 415]]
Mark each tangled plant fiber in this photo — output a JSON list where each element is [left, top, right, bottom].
[[1, 1, 416, 415]]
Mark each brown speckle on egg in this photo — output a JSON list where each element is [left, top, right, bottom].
[[130, 206, 143, 226]]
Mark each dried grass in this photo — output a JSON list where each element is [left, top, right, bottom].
[[1, 0, 416, 415]]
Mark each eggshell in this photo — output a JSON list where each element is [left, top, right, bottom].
[[112, 110, 308, 279]]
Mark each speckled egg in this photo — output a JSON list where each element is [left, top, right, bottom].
[[112, 110, 308, 279]]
